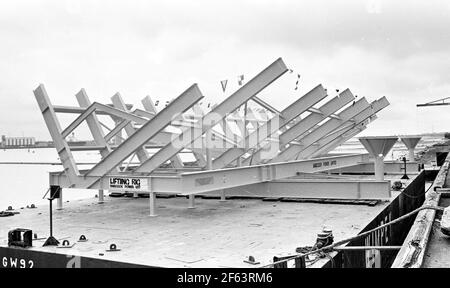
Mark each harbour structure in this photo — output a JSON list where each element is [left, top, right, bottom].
[[1, 57, 447, 268], [1, 136, 36, 148]]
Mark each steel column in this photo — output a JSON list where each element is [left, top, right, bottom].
[[57, 190, 63, 210], [188, 195, 195, 209], [98, 189, 104, 203], [149, 192, 157, 217], [374, 155, 385, 181]]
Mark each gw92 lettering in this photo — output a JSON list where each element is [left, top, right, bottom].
[[2, 257, 34, 268]]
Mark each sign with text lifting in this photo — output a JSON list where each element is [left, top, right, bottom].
[[108, 177, 149, 191]]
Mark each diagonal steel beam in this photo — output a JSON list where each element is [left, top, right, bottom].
[[133, 58, 288, 174], [104, 120, 131, 142], [242, 86, 346, 166], [111, 93, 150, 164], [86, 84, 203, 178], [298, 100, 387, 159], [279, 89, 355, 146], [304, 112, 380, 159], [61, 103, 97, 138], [309, 121, 369, 155], [309, 117, 376, 158], [75, 89, 113, 158], [252, 96, 282, 115], [213, 84, 329, 168], [34, 84, 80, 184], [292, 97, 389, 160], [279, 84, 328, 125], [268, 97, 371, 163], [141, 95, 184, 168]]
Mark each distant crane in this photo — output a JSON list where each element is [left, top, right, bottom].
[[417, 97, 450, 107], [416, 97, 450, 138]]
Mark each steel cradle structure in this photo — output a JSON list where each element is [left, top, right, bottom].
[[35, 58, 393, 216]]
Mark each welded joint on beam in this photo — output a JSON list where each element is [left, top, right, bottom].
[[328, 114, 341, 120], [307, 107, 324, 115]]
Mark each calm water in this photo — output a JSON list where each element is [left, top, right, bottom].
[[0, 135, 446, 209], [0, 148, 98, 210]]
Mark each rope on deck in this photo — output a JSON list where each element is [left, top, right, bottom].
[[260, 205, 445, 268]]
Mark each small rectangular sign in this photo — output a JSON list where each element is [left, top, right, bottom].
[[108, 177, 148, 191]]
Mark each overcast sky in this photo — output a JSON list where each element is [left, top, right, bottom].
[[1, 0, 450, 140]]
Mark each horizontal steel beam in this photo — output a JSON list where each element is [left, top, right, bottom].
[[61, 102, 148, 138], [54, 103, 133, 113], [327, 161, 420, 174], [49, 153, 370, 195], [54, 105, 110, 114], [132, 109, 156, 119], [70, 145, 106, 151], [203, 178, 392, 199], [178, 153, 369, 195]]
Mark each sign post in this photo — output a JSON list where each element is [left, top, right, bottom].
[[43, 186, 61, 247]]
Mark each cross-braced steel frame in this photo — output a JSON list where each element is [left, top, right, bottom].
[[35, 58, 391, 216]]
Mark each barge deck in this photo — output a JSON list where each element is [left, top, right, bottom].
[[1, 180, 405, 268]]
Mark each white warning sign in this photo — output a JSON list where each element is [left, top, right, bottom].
[[109, 177, 148, 191]]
